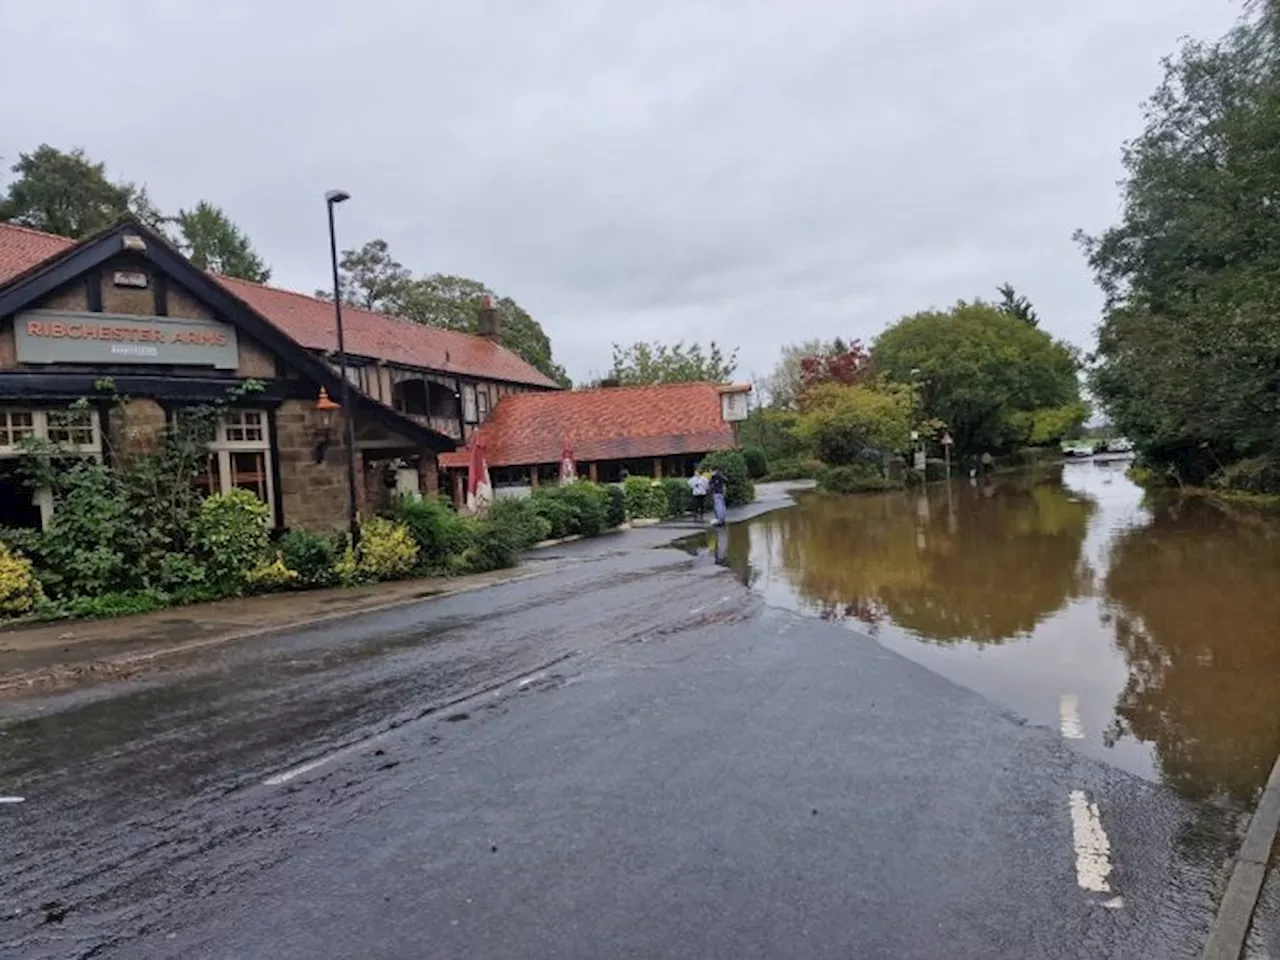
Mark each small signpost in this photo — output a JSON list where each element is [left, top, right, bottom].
[[941, 432, 954, 481]]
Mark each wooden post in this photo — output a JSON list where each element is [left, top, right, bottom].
[[451, 470, 464, 510], [588, 462, 598, 482], [530, 466, 539, 488], [653, 458, 663, 478]]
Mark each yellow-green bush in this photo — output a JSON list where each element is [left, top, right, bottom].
[[246, 555, 300, 592], [0, 542, 44, 617], [347, 517, 419, 582]]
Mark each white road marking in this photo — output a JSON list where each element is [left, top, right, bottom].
[[1069, 790, 1114, 894], [262, 750, 355, 787], [1059, 694, 1085, 740], [1101, 896, 1124, 910], [0, 796, 25, 804]]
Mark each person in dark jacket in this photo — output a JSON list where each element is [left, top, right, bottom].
[[709, 469, 728, 525]]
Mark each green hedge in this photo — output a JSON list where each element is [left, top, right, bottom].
[[623, 476, 668, 519], [817, 464, 893, 494], [742, 446, 769, 479], [391, 496, 478, 572], [278, 529, 343, 588], [529, 481, 617, 539], [760, 458, 824, 482], [697, 450, 754, 506], [661, 477, 692, 517]]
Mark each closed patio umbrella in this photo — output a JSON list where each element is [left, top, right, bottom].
[[466, 440, 493, 515], [559, 438, 577, 484]]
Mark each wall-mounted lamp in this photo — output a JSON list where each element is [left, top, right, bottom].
[[313, 387, 340, 463]]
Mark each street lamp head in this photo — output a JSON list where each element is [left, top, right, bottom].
[[325, 189, 350, 205]]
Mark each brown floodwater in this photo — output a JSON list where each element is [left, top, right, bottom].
[[697, 461, 1280, 807]]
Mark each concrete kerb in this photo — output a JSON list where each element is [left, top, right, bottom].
[[1201, 752, 1280, 959], [0, 565, 562, 695]]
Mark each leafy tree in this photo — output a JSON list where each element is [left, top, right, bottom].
[[798, 339, 873, 392], [872, 300, 1083, 454], [996, 283, 1039, 326], [326, 239, 412, 310], [1078, 4, 1280, 489], [174, 201, 270, 282], [322, 239, 569, 386], [791, 381, 915, 465], [0, 145, 164, 239], [608, 340, 738, 385], [762, 339, 827, 409]]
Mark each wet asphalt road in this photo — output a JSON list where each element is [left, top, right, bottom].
[[0, 525, 1241, 958]]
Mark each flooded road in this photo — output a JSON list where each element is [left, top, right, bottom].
[[702, 460, 1280, 807], [0, 478, 1255, 958]]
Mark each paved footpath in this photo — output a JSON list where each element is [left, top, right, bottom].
[[0, 481, 1244, 959]]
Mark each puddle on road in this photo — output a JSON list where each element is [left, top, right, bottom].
[[685, 461, 1280, 808]]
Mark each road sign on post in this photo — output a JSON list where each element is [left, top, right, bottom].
[[941, 432, 954, 481]]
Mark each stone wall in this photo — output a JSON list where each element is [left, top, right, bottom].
[[274, 398, 365, 531]]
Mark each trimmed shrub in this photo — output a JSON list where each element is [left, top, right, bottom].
[[247, 555, 300, 593], [623, 476, 668, 519], [459, 517, 522, 573], [530, 489, 578, 540], [191, 489, 270, 596], [623, 476, 655, 518], [487, 497, 552, 550], [604, 484, 626, 528], [531, 482, 611, 538], [278, 529, 342, 588], [49, 589, 169, 621], [742, 446, 769, 480], [817, 464, 893, 494], [356, 517, 419, 581], [0, 542, 44, 617], [761, 458, 824, 482], [559, 482, 610, 536], [392, 496, 476, 572], [697, 450, 754, 506], [661, 477, 692, 517]]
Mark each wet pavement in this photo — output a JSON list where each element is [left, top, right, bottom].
[[0, 474, 1256, 958]]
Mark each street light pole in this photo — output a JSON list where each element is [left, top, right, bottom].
[[325, 189, 360, 553]]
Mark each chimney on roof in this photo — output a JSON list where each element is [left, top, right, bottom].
[[477, 295, 501, 343]]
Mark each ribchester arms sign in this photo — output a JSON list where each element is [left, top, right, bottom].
[[15, 310, 239, 369]]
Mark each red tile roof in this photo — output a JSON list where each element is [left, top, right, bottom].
[[439, 382, 740, 468], [215, 276, 560, 389], [0, 222, 560, 390], [0, 222, 75, 285]]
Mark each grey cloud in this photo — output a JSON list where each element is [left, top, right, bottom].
[[0, 0, 1240, 381]]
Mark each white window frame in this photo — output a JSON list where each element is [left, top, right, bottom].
[[204, 410, 276, 523], [0, 407, 103, 528]]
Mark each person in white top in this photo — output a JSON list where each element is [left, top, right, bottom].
[[688, 472, 710, 522]]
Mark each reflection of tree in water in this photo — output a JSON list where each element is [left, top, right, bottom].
[[1104, 498, 1280, 804], [769, 479, 1095, 644]]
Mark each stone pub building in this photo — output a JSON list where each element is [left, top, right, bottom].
[[0, 218, 560, 532]]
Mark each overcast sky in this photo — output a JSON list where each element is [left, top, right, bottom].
[[0, 0, 1240, 383]]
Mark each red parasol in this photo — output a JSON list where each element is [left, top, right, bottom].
[[466, 440, 492, 514], [559, 438, 577, 484]]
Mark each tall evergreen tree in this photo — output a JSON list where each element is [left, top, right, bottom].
[[175, 202, 270, 282]]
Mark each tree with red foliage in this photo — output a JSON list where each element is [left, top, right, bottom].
[[798, 338, 873, 396]]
